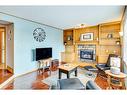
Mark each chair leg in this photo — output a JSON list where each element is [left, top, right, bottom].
[[96, 70, 101, 77], [49, 65, 51, 75], [96, 70, 107, 79]]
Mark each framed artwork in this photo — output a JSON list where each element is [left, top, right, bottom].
[[33, 28, 46, 42], [80, 33, 93, 41]]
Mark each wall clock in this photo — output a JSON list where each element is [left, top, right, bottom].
[[33, 28, 46, 42]]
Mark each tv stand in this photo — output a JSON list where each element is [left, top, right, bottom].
[[38, 58, 52, 74]]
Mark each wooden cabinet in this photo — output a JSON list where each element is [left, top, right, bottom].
[[98, 22, 121, 63], [62, 30, 75, 63], [99, 22, 120, 45], [63, 29, 73, 45], [62, 21, 121, 65], [74, 26, 99, 43], [73, 26, 99, 65]]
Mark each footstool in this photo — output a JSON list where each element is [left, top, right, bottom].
[[84, 66, 97, 77], [84, 66, 97, 72], [57, 78, 85, 90]]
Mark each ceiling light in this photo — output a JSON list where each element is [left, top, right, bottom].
[[74, 24, 86, 28]]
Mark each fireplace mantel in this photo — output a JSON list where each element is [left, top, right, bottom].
[[75, 40, 98, 45]]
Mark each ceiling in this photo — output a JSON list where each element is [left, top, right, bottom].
[[0, 6, 125, 29]]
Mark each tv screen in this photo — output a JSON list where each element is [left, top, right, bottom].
[[36, 48, 52, 61]]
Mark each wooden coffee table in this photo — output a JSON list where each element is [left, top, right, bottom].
[[58, 64, 79, 79]]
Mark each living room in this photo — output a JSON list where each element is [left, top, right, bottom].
[[0, 5, 127, 94]]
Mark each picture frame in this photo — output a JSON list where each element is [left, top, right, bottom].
[[80, 33, 93, 41]]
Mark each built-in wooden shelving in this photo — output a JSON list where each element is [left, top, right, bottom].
[[62, 21, 121, 66]]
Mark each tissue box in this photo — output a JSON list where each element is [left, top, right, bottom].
[[110, 67, 120, 75]]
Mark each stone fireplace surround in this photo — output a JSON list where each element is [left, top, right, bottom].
[[77, 44, 96, 62]]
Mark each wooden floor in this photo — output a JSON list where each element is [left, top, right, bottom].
[[3, 66, 58, 89], [94, 75, 108, 89], [3, 67, 109, 90], [0, 69, 13, 84], [2, 64, 111, 90]]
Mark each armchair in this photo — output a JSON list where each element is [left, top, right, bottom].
[[96, 54, 118, 78]]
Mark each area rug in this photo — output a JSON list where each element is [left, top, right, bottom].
[[42, 68, 97, 89]]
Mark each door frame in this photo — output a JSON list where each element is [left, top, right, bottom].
[[0, 27, 6, 69]]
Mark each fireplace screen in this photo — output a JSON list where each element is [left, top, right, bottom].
[[78, 44, 96, 62], [80, 50, 94, 60]]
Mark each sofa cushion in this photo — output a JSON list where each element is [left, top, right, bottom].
[[57, 78, 85, 90]]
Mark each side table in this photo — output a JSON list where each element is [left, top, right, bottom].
[[105, 70, 127, 89]]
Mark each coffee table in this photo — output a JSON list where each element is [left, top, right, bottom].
[[58, 64, 79, 79]]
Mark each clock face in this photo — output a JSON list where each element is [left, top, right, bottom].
[[33, 28, 46, 42]]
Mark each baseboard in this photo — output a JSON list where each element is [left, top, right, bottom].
[[14, 68, 38, 78], [0, 75, 14, 89], [7, 65, 13, 73], [0, 68, 38, 89]]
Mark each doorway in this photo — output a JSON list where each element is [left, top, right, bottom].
[[0, 27, 6, 69], [0, 21, 14, 85]]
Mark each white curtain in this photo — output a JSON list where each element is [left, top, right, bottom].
[[123, 8, 127, 65]]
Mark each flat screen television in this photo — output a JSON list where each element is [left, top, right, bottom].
[[36, 48, 52, 61]]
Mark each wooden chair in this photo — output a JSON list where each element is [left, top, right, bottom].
[[38, 58, 52, 75]]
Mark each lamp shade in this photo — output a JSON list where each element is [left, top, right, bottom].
[[119, 31, 123, 36]]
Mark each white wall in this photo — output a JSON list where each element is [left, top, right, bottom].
[[6, 24, 14, 69], [0, 13, 64, 76]]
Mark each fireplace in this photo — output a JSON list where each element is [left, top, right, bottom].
[[80, 49, 94, 60], [78, 45, 96, 62]]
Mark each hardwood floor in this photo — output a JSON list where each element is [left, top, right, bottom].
[[94, 75, 108, 89], [0, 69, 13, 84], [3, 65, 109, 90], [3, 67, 57, 89]]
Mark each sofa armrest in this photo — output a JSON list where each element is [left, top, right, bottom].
[[86, 80, 101, 90], [103, 66, 110, 70]]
